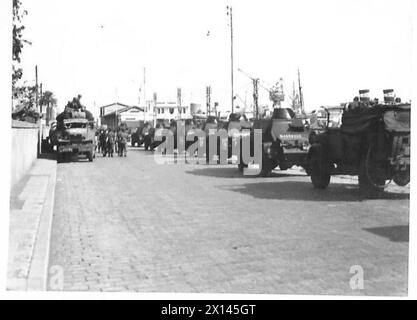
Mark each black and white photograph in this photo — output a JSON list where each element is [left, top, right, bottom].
[[2, 0, 416, 299]]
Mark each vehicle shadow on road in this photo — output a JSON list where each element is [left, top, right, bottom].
[[363, 225, 409, 242], [218, 181, 409, 202], [185, 167, 305, 179]]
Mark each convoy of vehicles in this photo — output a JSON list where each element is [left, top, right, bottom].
[[50, 88, 409, 198]]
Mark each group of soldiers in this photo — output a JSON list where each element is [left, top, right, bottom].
[[96, 128, 129, 157]]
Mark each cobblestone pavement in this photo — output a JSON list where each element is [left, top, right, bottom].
[[48, 148, 409, 295]]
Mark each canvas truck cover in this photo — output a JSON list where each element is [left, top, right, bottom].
[[341, 104, 410, 135], [341, 108, 381, 134]]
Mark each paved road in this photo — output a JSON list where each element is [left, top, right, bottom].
[[48, 147, 409, 295]]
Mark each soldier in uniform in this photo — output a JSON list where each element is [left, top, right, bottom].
[[348, 96, 360, 111], [118, 129, 128, 157], [74, 94, 83, 110], [99, 130, 107, 155], [106, 130, 115, 157]]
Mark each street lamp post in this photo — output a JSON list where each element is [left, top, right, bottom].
[[227, 6, 234, 114]]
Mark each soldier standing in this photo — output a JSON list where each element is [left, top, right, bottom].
[[117, 129, 122, 156], [107, 130, 115, 157], [99, 130, 107, 156], [118, 129, 128, 157]]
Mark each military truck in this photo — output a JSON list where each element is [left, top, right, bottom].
[[141, 122, 155, 151], [50, 108, 96, 162], [131, 127, 144, 147], [131, 121, 147, 147], [238, 108, 310, 176], [308, 92, 410, 197]]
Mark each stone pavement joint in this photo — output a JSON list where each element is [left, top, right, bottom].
[[48, 148, 409, 295], [7, 158, 57, 291]]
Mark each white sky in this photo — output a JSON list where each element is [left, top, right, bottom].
[[18, 0, 413, 116]]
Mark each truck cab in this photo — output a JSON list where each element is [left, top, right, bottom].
[[55, 118, 95, 162]]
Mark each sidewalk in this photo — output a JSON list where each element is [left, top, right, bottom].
[[7, 158, 57, 291]]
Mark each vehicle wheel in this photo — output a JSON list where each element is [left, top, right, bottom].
[[310, 159, 330, 189]]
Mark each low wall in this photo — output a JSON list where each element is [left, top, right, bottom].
[[11, 120, 39, 188]]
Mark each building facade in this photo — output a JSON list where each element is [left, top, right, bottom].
[[153, 101, 190, 121], [100, 103, 144, 129]]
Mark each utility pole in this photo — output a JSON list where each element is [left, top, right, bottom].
[[253, 79, 259, 120], [177, 87, 182, 120], [142, 67, 147, 122], [35, 65, 42, 155], [206, 86, 211, 116], [93, 100, 96, 126], [39, 83, 43, 114], [227, 6, 234, 113], [143, 67, 146, 110], [298, 68, 304, 113], [35, 66, 39, 112], [153, 92, 157, 127]]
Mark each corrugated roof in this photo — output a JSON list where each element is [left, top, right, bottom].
[[101, 106, 144, 117], [100, 102, 131, 109]]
